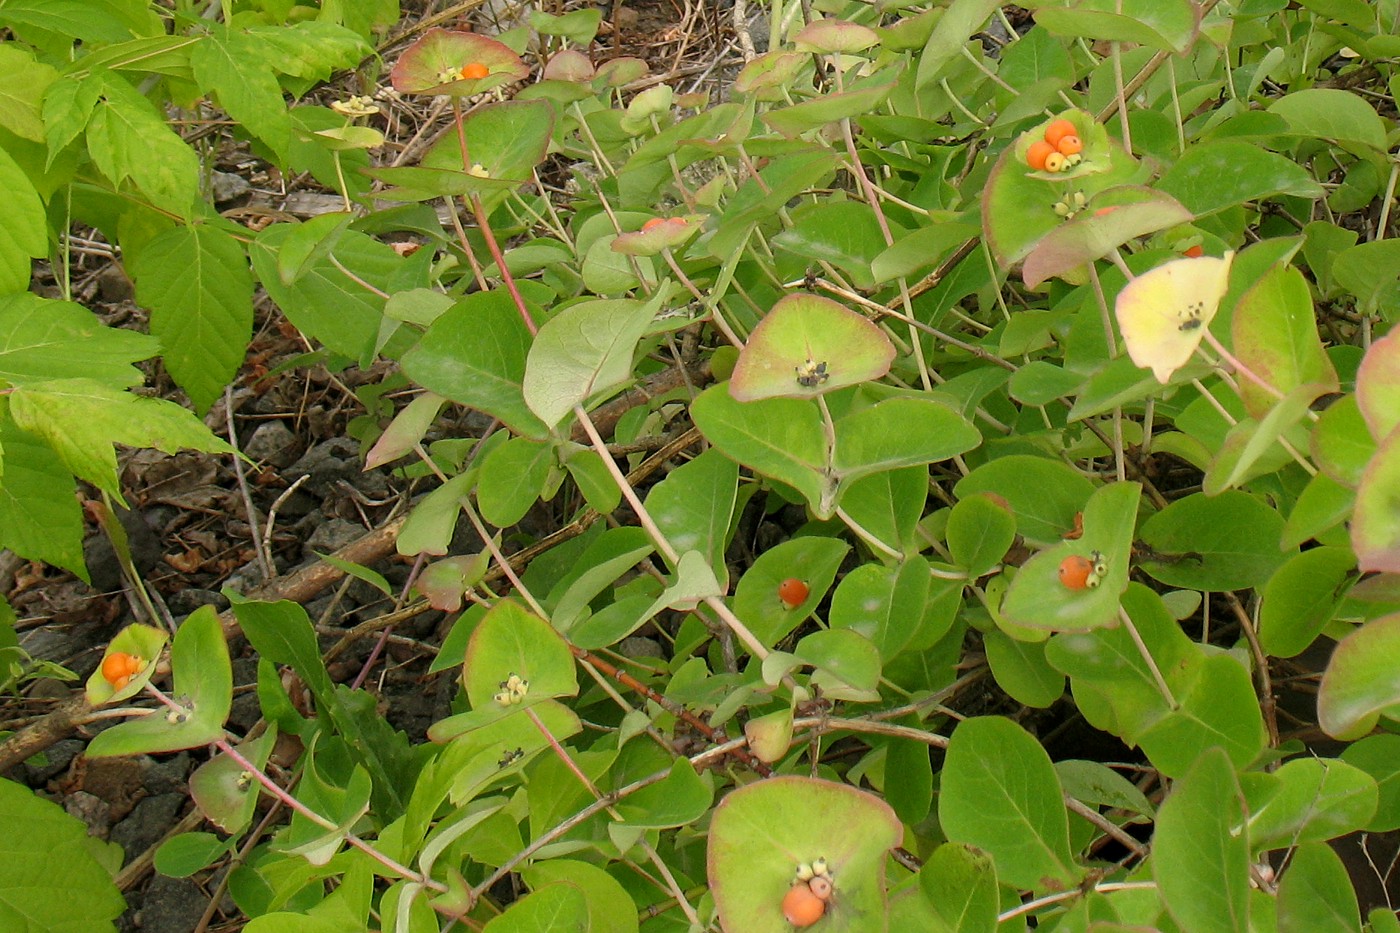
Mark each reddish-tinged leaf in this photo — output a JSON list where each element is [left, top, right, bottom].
[[1356, 330, 1400, 442], [390, 29, 528, 97], [1352, 429, 1400, 573]]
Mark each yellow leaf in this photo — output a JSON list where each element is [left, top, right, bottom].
[[1115, 252, 1233, 383]]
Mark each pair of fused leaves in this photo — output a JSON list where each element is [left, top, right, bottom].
[[695, 293, 979, 519]]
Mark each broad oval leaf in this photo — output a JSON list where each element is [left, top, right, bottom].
[[523, 298, 651, 431], [729, 293, 894, 402], [1318, 612, 1400, 740]]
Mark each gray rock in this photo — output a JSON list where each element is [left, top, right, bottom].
[[304, 518, 363, 559], [110, 793, 184, 862], [286, 437, 361, 486], [136, 874, 209, 933], [244, 420, 301, 469]]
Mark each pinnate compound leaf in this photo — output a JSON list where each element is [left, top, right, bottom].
[[0, 778, 125, 931], [0, 418, 84, 576], [85, 71, 199, 217], [191, 29, 292, 160], [0, 145, 48, 295], [523, 298, 650, 430], [87, 606, 231, 756], [1154, 748, 1250, 933], [938, 716, 1077, 889], [0, 292, 158, 387], [0, 44, 58, 142], [8, 378, 233, 502], [709, 777, 901, 933], [244, 21, 373, 81], [131, 224, 254, 414], [1318, 612, 1400, 740]]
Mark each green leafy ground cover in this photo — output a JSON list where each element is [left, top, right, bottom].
[[2, 0, 1400, 930]]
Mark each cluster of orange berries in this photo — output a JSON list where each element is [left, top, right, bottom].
[[782, 858, 834, 927], [1026, 118, 1084, 173], [101, 651, 144, 690]]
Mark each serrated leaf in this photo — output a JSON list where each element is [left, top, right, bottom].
[[0, 44, 58, 142], [85, 71, 199, 216], [0, 292, 157, 388], [0, 416, 84, 575], [245, 21, 373, 81], [131, 224, 254, 414], [0, 145, 50, 295], [8, 378, 232, 502], [0, 778, 126, 930], [191, 29, 292, 160]]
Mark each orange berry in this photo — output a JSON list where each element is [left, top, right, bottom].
[[1055, 134, 1083, 156], [1183, 244, 1204, 258], [782, 883, 826, 926], [101, 652, 143, 687], [1043, 151, 1068, 173], [1043, 118, 1077, 147], [778, 578, 810, 609], [459, 62, 490, 80], [641, 217, 667, 231], [1026, 140, 1055, 171], [1058, 555, 1094, 591]]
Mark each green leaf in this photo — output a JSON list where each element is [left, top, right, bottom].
[[1340, 734, 1400, 832], [131, 224, 254, 414], [939, 716, 1076, 889], [1154, 748, 1250, 933], [191, 29, 292, 161], [946, 492, 1017, 579], [1001, 481, 1141, 632], [1318, 611, 1400, 740], [0, 292, 158, 387], [0, 144, 48, 295], [523, 298, 650, 430], [885, 739, 933, 825], [955, 455, 1095, 545], [87, 606, 232, 756], [1137, 654, 1266, 778], [1352, 430, 1400, 574], [771, 202, 886, 289], [762, 78, 897, 138], [1023, 188, 1193, 289], [1156, 139, 1325, 217], [731, 536, 851, 647], [838, 466, 928, 555], [709, 776, 902, 933], [521, 860, 639, 933], [830, 557, 937, 661], [1312, 395, 1375, 488], [984, 631, 1064, 708], [482, 882, 588, 933], [796, 628, 882, 701], [8, 378, 232, 502], [644, 448, 738, 587], [417, 99, 554, 209], [251, 223, 404, 363], [1231, 264, 1338, 418], [231, 598, 334, 701], [0, 778, 125, 930], [401, 290, 549, 438], [1277, 843, 1362, 933], [1138, 490, 1291, 591], [1332, 240, 1400, 317], [916, 0, 1002, 88], [477, 436, 554, 528], [85, 71, 199, 216], [0, 44, 58, 142], [832, 396, 982, 487], [1267, 88, 1387, 152], [1028, 0, 1198, 52], [1259, 546, 1357, 658], [1246, 757, 1377, 851], [153, 831, 234, 879], [690, 386, 830, 516], [244, 21, 373, 81], [463, 599, 578, 709], [0, 415, 84, 575], [617, 758, 712, 828], [188, 729, 278, 835], [918, 843, 998, 933]]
